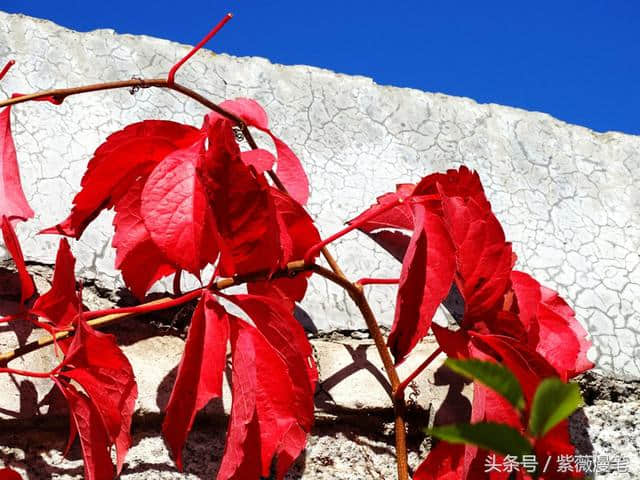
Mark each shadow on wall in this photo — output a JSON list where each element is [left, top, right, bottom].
[[0, 268, 595, 479]]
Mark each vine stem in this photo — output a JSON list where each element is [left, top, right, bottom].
[[357, 277, 400, 287], [312, 266, 409, 479], [167, 13, 233, 85], [303, 198, 402, 264], [0, 76, 409, 480], [395, 347, 443, 401], [0, 60, 15, 81], [0, 367, 55, 378]]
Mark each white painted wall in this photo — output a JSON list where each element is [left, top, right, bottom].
[[1, 11, 639, 378]]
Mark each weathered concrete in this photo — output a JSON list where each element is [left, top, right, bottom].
[[0, 398, 637, 479], [0, 420, 429, 480], [0, 11, 639, 378], [1, 259, 638, 478]]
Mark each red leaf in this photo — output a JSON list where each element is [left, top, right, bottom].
[[217, 322, 259, 480], [471, 378, 521, 428], [140, 137, 218, 275], [0, 107, 33, 222], [431, 323, 470, 359], [1, 215, 35, 303], [248, 188, 321, 302], [535, 422, 583, 479], [202, 119, 281, 276], [219, 316, 312, 480], [163, 292, 230, 470], [356, 168, 515, 327], [42, 120, 201, 238], [240, 149, 275, 173], [350, 183, 416, 234], [232, 295, 315, 477], [60, 319, 138, 475], [112, 180, 177, 299], [229, 293, 318, 394], [269, 136, 309, 206], [414, 167, 490, 208], [30, 238, 82, 328], [414, 442, 466, 480], [63, 367, 137, 474], [511, 271, 593, 380], [220, 98, 269, 128], [217, 98, 309, 205], [388, 203, 456, 361], [0, 468, 22, 480], [439, 188, 514, 321], [55, 380, 114, 480]]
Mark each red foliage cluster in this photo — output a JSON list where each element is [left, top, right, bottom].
[[353, 167, 593, 478], [0, 82, 592, 480]]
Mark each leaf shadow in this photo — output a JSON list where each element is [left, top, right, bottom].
[[432, 364, 472, 427], [0, 427, 84, 480], [154, 357, 307, 479], [314, 343, 393, 412]]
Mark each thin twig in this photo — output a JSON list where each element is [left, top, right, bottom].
[[0, 60, 15, 82], [395, 347, 443, 401], [167, 13, 233, 85], [357, 278, 400, 287]]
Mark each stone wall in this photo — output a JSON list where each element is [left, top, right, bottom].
[[1, 13, 639, 375]]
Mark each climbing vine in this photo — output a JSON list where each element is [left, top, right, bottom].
[[0, 14, 592, 480]]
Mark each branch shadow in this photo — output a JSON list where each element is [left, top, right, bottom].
[[314, 343, 393, 411]]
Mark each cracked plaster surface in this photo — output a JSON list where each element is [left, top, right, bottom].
[[1, 11, 639, 378]]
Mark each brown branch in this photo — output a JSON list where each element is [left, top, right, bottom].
[[0, 77, 408, 480], [309, 266, 408, 480], [0, 260, 307, 365]]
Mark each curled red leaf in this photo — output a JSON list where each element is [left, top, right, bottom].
[[0, 107, 34, 222], [30, 238, 82, 328], [55, 379, 115, 480], [42, 120, 201, 238], [215, 98, 310, 205], [1, 215, 35, 304], [511, 271, 593, 380], [57, 318, 138, 476], [389, 203, 456, 362], [163, 292, 230, 470]]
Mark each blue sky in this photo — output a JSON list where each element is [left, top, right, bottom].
[[2, 1, 638, 134]]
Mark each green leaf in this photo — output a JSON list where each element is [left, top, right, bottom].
[[445, 358, 525, 410], [428, 422, 533, 458], [528, 378, 583, 438]]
